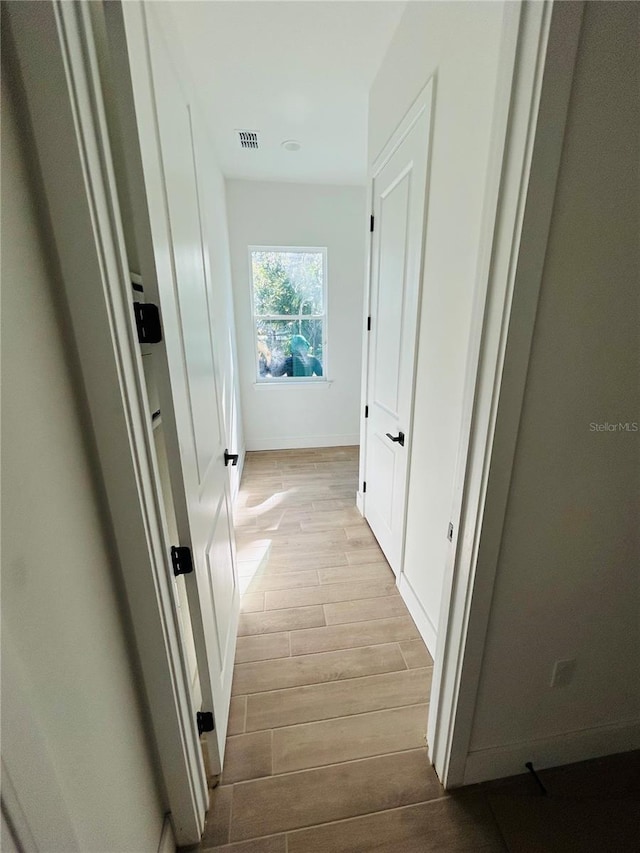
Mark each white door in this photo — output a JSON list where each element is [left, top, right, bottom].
[[364, 85, 433, 575], [124, 10, 240, 772]]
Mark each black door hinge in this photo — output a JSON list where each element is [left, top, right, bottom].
[[447, 523, 454, 542], [364, 405, 369, 418], [197, 711, 214, 735], [134, 302, 162, 344], [363, 481, 367, 493], [224, 449, 239, 467], [367, 316, 372, 331], [370, 214, 374, 232], [171, 545, 193, 576]]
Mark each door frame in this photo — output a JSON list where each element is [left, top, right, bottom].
[[428, 0, 584, 787], [5, 0, 207, 844], [358, 0, 584, 787]]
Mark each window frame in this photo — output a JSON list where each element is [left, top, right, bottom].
[[248, 245, 329, 384]]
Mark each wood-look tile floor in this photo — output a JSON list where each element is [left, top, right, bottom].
[[198, 447, 508, 852]]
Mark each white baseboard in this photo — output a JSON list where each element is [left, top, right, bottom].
[[397, 572, 437, 659], [463, 718, 640, 786], [356, 491, 364, 515], [246, 434, 360, 451]]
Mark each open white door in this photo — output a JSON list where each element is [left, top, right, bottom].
[[112, 4, 240, 773], [363, 84, 433, 575]]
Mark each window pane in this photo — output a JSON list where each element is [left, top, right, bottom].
[[256, 319, 324, 379], [252, 250, 324, 316]]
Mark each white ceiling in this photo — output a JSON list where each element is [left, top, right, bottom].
[[155, 1, 406, 185]]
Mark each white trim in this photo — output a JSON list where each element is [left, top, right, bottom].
[[427, 0, 527, 786], [246, 434, 360, 452], [427, 0, 585, 788], [371, 84, 432, 177], [252, 379, 333, 390], [463, 719, 640, 786], [356, 169, 374, 524], [6, 0, 207, 843], [249, 244, 329, 253], [397, 574, 438, 660]]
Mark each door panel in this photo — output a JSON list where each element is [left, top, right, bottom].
[[204, 495, 235, 669], [373, 170, 411, 415], [138, 10, 240, 770], [369, 433, 396, 529], [364, 86, 433, 575], [155, 96, 221, 483], [189, 114, 244, 501]]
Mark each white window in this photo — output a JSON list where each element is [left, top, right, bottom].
[[250, 247, 327, 382]]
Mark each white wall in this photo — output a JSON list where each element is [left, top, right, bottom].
[[1, 66, 165, 851], [467, 0, 640, 777], [226, 180, 366, 451], [367, 1, 506, 649]]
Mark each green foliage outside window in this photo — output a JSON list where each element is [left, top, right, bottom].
[[252, 251, 323, 316], [251, 250, 326, 378]]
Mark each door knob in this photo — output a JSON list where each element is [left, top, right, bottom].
[[224, 449, 239, 467], [385, 431, 405, 447]]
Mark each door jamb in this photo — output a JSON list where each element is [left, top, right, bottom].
[[427, 0, 584, 787], [357, 0, 583, 789], [6, 0, 207, 843]]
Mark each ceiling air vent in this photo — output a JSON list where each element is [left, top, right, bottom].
[[237, 130, 259, 150]]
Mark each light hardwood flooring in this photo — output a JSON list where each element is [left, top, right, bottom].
[[198, 447, 507, 852]]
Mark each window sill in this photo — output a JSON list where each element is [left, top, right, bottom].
[[252, 380, 333, 390]]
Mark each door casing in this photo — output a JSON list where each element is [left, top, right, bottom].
[[358, 0, 584, 788]]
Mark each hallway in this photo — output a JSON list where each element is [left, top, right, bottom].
[[194, 450, 640, 853], [199, 447, 506, 851]]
